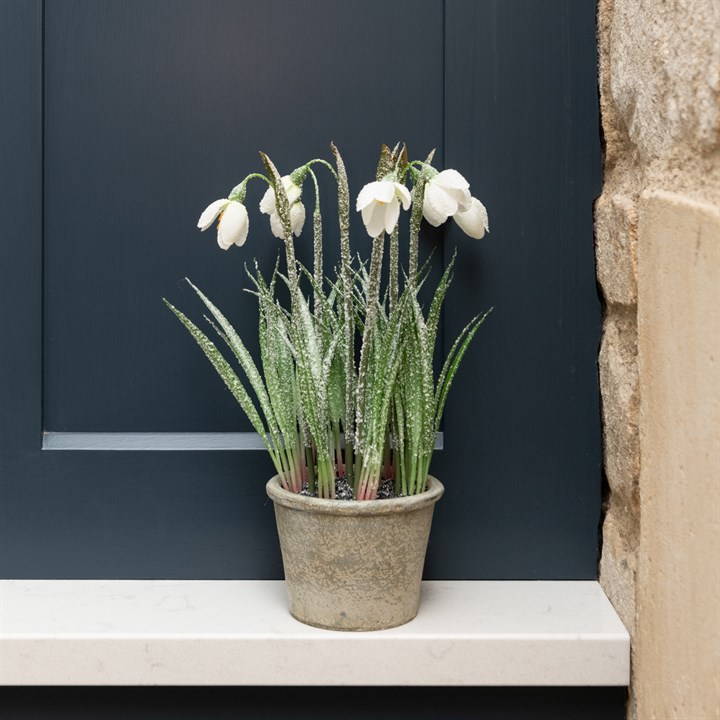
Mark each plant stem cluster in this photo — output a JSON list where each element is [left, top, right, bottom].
[[166, 143, 490, 500]]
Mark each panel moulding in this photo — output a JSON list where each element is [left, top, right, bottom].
[[41, 432, 445, 452]]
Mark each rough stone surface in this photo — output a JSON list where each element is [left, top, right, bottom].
[[598, 307, 640, 637], [610, 0, 720, 164], [595, 195, 638, 306], [599, 310, 640, 501], [636, 191, 720, 720], [599, 513, 637, 635], [597, 2, 720, 718]]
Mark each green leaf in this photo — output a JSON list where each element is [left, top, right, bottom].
[[426, 249, 456, 349], [259, 151, 298, 292], [164, 299, 269, 443], [185, 279, 278, 438], [434, 309, 492, 430]]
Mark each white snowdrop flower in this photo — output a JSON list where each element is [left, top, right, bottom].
[[454, 197, 489, 239], [269, 201, 306, 240], [356, 180, 412, 237], [197, 198, 249, 250], [422, 169, 472, 227], [259, 175, 306, 238]]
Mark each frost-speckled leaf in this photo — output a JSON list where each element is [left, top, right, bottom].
[[164, 300, 269, 443], [434, 309, 492, 430], [186, 279, 278, 438]]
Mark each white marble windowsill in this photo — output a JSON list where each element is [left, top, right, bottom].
[[0, 580, 629, 686]]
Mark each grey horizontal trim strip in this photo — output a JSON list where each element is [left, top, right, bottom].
[[42, 432, 444, 452]]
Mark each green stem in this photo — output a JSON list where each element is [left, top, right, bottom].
[[360, 460, 382, 501], [306, 158, 339, 181], [333, 423, 344, 478], [227, 173, 272, 203], [355, 231, 385, 459], [344, 428, 354, 489], [408, 150, 436, 281], [389, 225, 399, 312], [259, 153, 298, 299], [278, 445, 291, 492], [271, 444, 289, 492], [317, 455, 335, 499], [296, 431, 305, 489], [421, 455, 431, 493], [353, 450, 363, 498], [307, 168, 323, 323], [395, 441, 406, 496], [408, 452, 418, 496], [305, 445, 316, 494], [408, 180, 426, 282], [284, 443, 296, 493], [330, 144, 355, 488], [356, 463, 368, 501]]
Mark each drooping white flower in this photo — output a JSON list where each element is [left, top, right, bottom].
[[269, 202, 306, 240], [454, 197, 489, 239], [356, 180, 412, 237], [197, 199, 249, 250], [421, 169, 472, 227], [259, 175, 306, 238]]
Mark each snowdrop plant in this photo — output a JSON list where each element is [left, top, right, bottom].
[[165, 143, 490, 500]]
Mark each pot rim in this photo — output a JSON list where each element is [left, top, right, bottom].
[[266, 474, 444, 516]]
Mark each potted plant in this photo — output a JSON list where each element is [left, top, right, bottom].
[[165, 143, 490, 631]]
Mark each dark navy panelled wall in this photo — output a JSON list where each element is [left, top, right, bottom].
[[0, 0, 602, 581], [1, 1, 618, 717]]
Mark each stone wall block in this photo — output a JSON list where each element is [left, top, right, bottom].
[[597, 0, 631, 171], [599, 511, 637, 635], [636, 190, 720, 720], [610, 0, 720, 162], [598, 310, 640, 502], [595, 193, 638, 305], [597, 4, 720, 719]]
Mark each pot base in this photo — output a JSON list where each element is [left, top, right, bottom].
[[288, 609, 419, 632]]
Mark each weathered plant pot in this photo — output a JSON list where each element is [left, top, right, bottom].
[[266, 475, 444, 631]]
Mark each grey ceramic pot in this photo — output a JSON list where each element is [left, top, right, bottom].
[[266, 475, 444, 631]]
